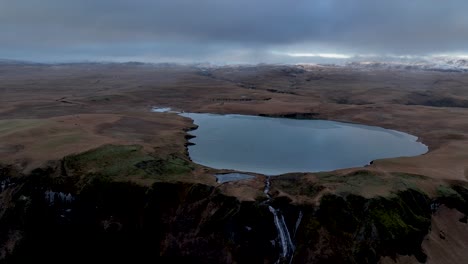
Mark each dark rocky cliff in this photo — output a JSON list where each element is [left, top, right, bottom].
[[1, 147, 468, 263]]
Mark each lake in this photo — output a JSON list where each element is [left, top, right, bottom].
[[180, 113, 428, 175]]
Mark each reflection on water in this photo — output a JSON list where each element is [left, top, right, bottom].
[[180, 113, 428, 175]]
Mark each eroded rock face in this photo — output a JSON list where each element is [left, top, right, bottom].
[[0, 165, 279, 263], [1, 161, 468, 264]]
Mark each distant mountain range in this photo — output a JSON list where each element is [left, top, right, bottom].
[[345, 57, 468, 72], [2, 56, 468, 72]]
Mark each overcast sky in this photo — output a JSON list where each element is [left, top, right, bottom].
[[1, 0, 468, 63]]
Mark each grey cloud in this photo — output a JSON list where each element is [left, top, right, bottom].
[[1, 0, 468, 62]]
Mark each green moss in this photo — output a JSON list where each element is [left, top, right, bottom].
[[135, 155, 194, 177], [370, 208, 416, 238], [435, 184, 468, 214], [305, 189, 431, 263], [63, 145, 194, 186], [437, 185, 463, 200], [64, 144, 152, 178], [369, 190, 430, 262]]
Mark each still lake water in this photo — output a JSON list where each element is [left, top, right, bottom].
[[181, 113, 428, 175]]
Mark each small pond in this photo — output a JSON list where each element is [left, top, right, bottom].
[[215, 173, 255, 183]]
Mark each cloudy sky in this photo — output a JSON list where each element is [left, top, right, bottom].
[[1, 0, 468, 63]]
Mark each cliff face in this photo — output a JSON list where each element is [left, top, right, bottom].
[[1, 154, 468, 263], [0, 165, 279, 263], [292, 190, 432, 263]]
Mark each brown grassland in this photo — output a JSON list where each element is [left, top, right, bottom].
[[2, 63, 468, 263], [1, 63, 468, 183]]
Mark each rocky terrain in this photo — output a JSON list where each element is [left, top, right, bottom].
[[1, 62, 468, 263]]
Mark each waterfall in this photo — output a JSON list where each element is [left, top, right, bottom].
[[44, 190, 75, 205], [294, 211, 303, 238], [45, 190, 55, 205], [269, 206, 289, 257], [264, 176, 296, 263], [269, 206, 295, 263]]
